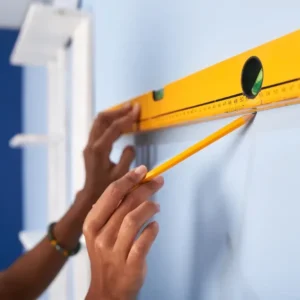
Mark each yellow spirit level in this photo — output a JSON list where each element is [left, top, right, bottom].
[[110, 30, 300, 133]]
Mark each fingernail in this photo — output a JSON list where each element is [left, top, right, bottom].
[[125, 145, 135, 153], [134, 165, 147, 176], [133, 103, 140, 113], [123, 102, 132, 109], [153, 176, 164, 185]]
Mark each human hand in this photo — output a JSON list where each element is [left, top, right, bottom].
[[82, 103, 140, 204], [83, 165, 164, 300], [52, 103, 140, 250]]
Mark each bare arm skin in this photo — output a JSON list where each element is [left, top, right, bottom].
[[0, 103, 140, 300]]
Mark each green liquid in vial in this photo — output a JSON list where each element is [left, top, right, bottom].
[[251, 69, 263, 96]]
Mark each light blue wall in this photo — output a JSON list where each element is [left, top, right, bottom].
[[22, 66, 48, 231], [81, 0, 300, 299]]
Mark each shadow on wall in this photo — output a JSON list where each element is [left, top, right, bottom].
[[188, 119, 256, 300], [134, 113, 257, 300], [134, 133, 158, 170], [135, 123, 262, 299], [189, 166, 230, 300]]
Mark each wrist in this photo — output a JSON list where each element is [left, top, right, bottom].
[[85, 288, 109, 300], [53, 191, 94, 249], [81, 180, 107, 205], [86, 293, 134, 300], [71, 189, 100, 222], [47, 222, 81, 257], [85, 284, 136, 300], [78, 188, 100, 206]]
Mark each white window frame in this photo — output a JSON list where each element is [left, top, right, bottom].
[[10, 3, 93, 299], [68, 15, 93, 300]]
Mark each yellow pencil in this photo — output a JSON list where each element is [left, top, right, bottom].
[[142, 113, 255, 183]]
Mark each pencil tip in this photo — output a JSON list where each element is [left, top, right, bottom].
[[243, 112, 257, 122]]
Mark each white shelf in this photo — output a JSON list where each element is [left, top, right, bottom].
[[10, 2, 90, 66], [19, 230, 45, 250], [9, 133, 64, 148], [19, 230, 87, 251]]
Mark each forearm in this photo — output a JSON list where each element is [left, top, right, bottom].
[[0, 190, 95, 300], [0, 236, 68, 300]]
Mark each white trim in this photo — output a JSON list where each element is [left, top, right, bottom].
[[47, 50, 67, 223], [69, 16, 93, 300], [47, 49, 69, 300], [70, 17, 93, 194]]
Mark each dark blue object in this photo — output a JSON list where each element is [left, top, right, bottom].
[[0, 29, 23, 270]]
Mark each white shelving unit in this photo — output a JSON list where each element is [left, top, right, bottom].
[[10, 2, 93, 300], [11, 2, 85, 66]]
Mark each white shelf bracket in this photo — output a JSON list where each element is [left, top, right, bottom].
[[10, 2, 90, 67]]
